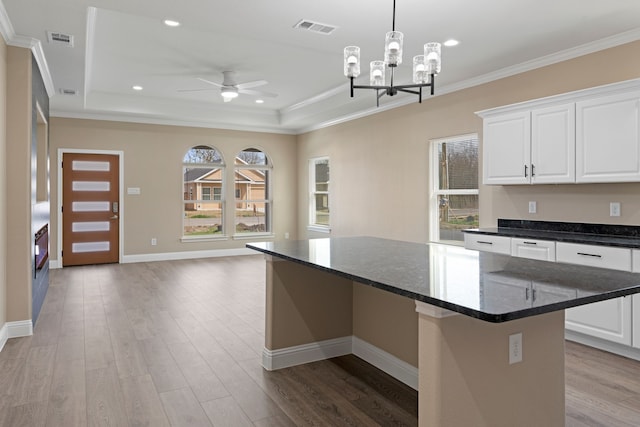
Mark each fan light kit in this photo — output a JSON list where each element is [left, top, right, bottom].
[[178, 71, 277, 103], [343, 0, 442, 106]]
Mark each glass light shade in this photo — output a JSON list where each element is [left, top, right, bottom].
[[424, 42, 442, 74], [384, 31, 403, 66], [344, 46, 361, 78], [370, 61, 385, 86], [221, 87, 239, 98], [413, 55, 428, 84]]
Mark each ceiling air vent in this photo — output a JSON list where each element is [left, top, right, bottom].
[[47, 31, 74, 47], [293, 20, 336, 35], [59, 88, 77, 96]]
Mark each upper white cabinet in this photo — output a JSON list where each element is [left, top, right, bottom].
[[482, 104, 575, 185], [483, 112, 531, 185], [531, 103, 575, 184], [478, 78, 640, 185], [576, 91, 640, 183]]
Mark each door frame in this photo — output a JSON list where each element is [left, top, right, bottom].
[[55, 148, 124, 268]]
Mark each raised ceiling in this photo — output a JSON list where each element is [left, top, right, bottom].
[[3, 0, 640, 134]]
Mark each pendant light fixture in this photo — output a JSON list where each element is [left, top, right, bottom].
[[344, 0, 442, 106]]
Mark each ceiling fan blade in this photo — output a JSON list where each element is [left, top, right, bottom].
[[239, 88, 278, 98], [197, 77, 223, 88], [177, 88, 218, 93], [236, 80, 268, 90]]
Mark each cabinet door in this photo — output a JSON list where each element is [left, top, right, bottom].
[[483, 112, 531, 185], [576, 91, 640, 183], [531, 103, 575, 184], [511, 238, 556, 261], [482, 273, 531, 312], [566, 296, 632, 345], [532, 282, 576, 307], [633, 294, 640, 349]]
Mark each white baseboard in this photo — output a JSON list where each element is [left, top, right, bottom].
[[262, 336, 352, 371], [261, 336, 419, 390], [352, 336, 418, 390], [49, 259, 62, 269], [122, 248, 257, 264], [0, 320, 33, 352], [565, 330, 640, 362]]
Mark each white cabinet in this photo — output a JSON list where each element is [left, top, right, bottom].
[[558, 242, 634, 346], [530, 103, 575, 184], [483, 112, 530, 185], [576, 91, 640, 183], [482, 104, 575, 185], [463, 234, 511, 255], [511, 238, 556, 261]]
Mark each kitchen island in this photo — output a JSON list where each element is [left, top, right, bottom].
[[247, 236, 640, 426]]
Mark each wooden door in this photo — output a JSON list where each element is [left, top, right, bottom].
[[62, 153, 119, 266]]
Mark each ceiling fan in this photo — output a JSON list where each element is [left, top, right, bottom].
[[179, 71, 277, 102]]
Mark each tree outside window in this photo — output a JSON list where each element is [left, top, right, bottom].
[[235, 148, 271, 234], [183, 146, 224, 236], [430, 135, 479, 243]]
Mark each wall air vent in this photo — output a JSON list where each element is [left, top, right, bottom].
[[293, 19, 336, 35], [47, 31, 74, 47], [59, 88, 77, 96]]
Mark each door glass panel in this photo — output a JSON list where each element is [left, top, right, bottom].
[[72, 221, 110, 232], [72, 241, 110, 253], [72, 181, 110, 191], [72, 201, 110, 212], [72, 160, 110, 171]]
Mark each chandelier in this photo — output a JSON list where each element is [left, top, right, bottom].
[[343, 0, 442, 106]]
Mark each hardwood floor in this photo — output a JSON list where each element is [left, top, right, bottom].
[[0, 255, 639, 426]]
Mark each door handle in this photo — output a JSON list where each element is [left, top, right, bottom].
[[110, 215, 119, 220]]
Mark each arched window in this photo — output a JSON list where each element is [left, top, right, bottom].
[[234, 148, 272, 234], [183, 146, 225, 237]]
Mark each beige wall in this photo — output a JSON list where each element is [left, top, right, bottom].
[[297, 41, 640, 366], [49, 118, 298, 261], [6, 47, 32, 322], [0, 37, 7, 328]]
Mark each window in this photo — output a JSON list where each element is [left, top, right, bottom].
[[234, 148, 272, 235], [183, 146, 225, 237], [309, 157, 330, 229], [430, 135, 479, 243]]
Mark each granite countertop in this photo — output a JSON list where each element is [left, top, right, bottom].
[[246, 236, 640, 323], [463, 219, 640, 248]]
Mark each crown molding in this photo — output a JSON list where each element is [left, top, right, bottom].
[[0, 1, 55, 97]]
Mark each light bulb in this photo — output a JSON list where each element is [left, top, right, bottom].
[[347, 55, 358, 64], [388, 41, 400, 52]]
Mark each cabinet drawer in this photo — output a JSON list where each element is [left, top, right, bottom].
[[511, 238, 556, 261], [464, 234, 511, 254], [556, 242, 631, 271]]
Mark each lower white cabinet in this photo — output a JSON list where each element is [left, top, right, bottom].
[[511, 238, 556, 261], [565, 295, 632, 345], [556, 242, 632, 271], [463, 234, 511, 255]]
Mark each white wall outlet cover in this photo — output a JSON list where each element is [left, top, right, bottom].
[[528, 201, 537, 214], [610, 202, 621, 217], [509, 332, 523, 364]]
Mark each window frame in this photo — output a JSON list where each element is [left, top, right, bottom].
[[233, 148, 274, 239], [429, 134, 479, 244], [308, 156, 330, 233], [182, 145, 226, 242]]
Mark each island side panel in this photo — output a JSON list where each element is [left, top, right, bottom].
[[417, 306, 565, 427], [265, 256, 353, 351]]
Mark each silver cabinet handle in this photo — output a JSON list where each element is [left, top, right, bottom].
[[523, 241, 538, 245], [477, 241, 493, 245]]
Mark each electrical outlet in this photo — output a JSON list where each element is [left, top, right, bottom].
[[285, 232, 290, 239], [610, 202, 621, 217], [528, 201, 537, 214], [151, 238, 157, 246], [509, 333, 523, 364]]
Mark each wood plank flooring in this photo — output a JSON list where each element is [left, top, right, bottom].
[[0, 255, 638, 426]]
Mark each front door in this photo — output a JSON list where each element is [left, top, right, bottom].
[[62, 153, 119, 266]]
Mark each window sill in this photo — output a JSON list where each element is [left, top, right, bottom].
[[181, 235, 229, 243], [233, 233, 275, 241], [432, 239, 465, 247], [307, 225, 331, 234]]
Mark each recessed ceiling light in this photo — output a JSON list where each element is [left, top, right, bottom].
[[132, 85, 143, 91], [443, 39, 459, 47], [163, 19, 180, 27], [255, 99, 264, 104]]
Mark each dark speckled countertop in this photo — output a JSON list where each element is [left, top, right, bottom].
[[463, 219, 640, 248], [246, 236, 640, 323]]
